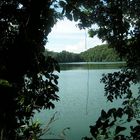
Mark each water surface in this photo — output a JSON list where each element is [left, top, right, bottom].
[[34, 62, 137, 140]]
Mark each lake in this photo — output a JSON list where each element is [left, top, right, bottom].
[[34, 62, 138, 140]]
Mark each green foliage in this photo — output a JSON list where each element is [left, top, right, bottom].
[[44, 50, 83, 63], [20, 120, 42, 140], [0, 79, 12, 87], [44, 44, 122, 63], [19, 112, 58, 139], [80, 44, 122, 62]]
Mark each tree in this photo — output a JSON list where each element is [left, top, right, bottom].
[[0, 0, 61, 139], [80, 44, 122, 62]]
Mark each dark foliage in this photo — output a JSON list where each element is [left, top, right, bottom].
[[1, 0, 140, 139], [44, 50, 83, 63], [101, 69, 137, 102], [0, 0, 61, 139], [82, 68, 140, 139]]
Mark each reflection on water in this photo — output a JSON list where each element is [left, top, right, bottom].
[[60, 62, 126, 70]]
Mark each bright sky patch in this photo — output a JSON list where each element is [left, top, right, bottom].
[[46, 18, 104, 53]]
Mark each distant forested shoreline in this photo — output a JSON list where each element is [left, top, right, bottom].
[[44, 44, 123, 63]]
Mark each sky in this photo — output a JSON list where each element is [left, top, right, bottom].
[[45, 18, 105, 53]]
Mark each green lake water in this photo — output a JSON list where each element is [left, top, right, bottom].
[[34, 62, 138, 140]]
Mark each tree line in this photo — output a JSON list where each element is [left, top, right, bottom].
[[44, 44, 123, 63]]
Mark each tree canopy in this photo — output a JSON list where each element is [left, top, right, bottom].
[[80, 44, 122, 62], [0, 0, 140, 139], [0, 0, 61, 139], [44, 44, 122, 62]]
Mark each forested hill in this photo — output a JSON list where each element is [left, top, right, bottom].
[[44, 44, 122, 62], [80, 44, 122, 62]]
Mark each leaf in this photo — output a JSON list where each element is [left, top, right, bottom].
[[73, 9, 79, 21], [52, 74, 59, 79], [107, 108, 116, 116], [54, 79, 58, 85], [115, 126, 126, 135], [59, 1, 66, 7], [47, 102, 55, 109], [66, 13, 72, 21], [122, 100, 129, 105], [101, 109, 107, 120], [102, 119, 109, 131], [90, 126, 98, 138], [136, 120, 140, 124], [116, 108, 124, 118], [126, 90, 132, 99], [88, 29, 97, 37], [55, 64, 60, 73]]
